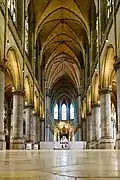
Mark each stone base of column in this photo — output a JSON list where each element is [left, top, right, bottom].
[[91, 140, 100, 149], [87, 141, 92, 149], [115, 133, 120, 149], [0, 140, 6, 150], [0, 133, 6, 150], [99, 137, 114, 149], [11, 137, 25, 150]]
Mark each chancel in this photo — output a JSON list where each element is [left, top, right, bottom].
[[0, 0, 119, 150], [1, 0, 120, 179]]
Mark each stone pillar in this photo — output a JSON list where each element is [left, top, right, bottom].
[[46, 124, 50, 141], [11, 90, 25, 149], [0, 64, 6, 150], [40, 120, 45, 141], [91, 104, 101, 148], [77, 95, 82, 141], [35, 113, 40, 144], [25, 104, 34, 144], [45, 88, 51, 141], [82, 118, 86, 141], [33, 112, 39, 143], [99, 88, 114, 149], [86, 113, 92, 148], [114, 60, 120, 148]]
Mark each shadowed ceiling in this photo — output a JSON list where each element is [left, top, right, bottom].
[[29, 0, 94, 104]]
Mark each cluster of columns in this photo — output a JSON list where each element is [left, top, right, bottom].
[[86, 88, 114, 149], [0, 62, 46, 150], [85, 58, 120, 149]]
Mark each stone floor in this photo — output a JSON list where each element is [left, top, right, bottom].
[[0, 150, 120, 179]]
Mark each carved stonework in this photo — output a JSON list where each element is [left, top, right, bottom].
[[86, 111, 92, 117], [12, 89, 25, 96], [25, 104, 34, 109], [45, 88, 50, 96], [78, 123, 81, 128], [91, 103, 100, 108], [0, 62, 7, 73], [33, 112, 40, 117], [99, 88, 111, 95], [114, 59, 120, 71]]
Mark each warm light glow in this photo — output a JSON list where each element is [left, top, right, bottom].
[[33, 110, 35, 114], [25, 101, 27, 105], [12, 87, 15, 92], [98, 100, 100, 104]]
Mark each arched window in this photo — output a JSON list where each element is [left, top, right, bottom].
[[62, 104, 66, 120], [54, 104, 58, 119], [107, 0, 113, 19], [25, 13, 28, 53], [8, 0, 17, 23], [96, 15, 98, 52], [70, 103, 74, 119]]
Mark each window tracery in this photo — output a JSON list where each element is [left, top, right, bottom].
[[70, 103, 74, 119], [8, 0, 17, 23], [54, 104, 58, 119], [62, 104, 66, 120]]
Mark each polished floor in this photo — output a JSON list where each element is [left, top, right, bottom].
[[0, 150, 120, 179]]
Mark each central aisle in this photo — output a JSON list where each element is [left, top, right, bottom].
[[0, 150, 119, 179]]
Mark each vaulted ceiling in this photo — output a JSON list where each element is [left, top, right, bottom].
[[29, 0, 95, 104]]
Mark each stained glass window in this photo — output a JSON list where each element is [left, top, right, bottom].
[[8, 0, 17, 23], [62, 104, 66, 120], [107, 0, 113, 19], [54, 104, 58, 119], [70, 103, 74, 119], [25, 14, 28, 53]]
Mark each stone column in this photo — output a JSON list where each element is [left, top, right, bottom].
[[33, 112, 39, 143], [86, 113, 92, 149], [99, 88, 114, 149], [91, 104, 101, 148], [0, 64, 6, 150], [40, 120, 45, 141], [114, 60, 120, 148], [82, 118, 86, 141], [11, 90, 25, 149], [35, 113, 40, 144], [77, 95, 82, 141], [45, 88, 51, 141], [25, 104, 34, 144]]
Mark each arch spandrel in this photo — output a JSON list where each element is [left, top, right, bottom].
[[6, 48, 22, 90]]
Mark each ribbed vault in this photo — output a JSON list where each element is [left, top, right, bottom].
[[28, 0, 94, 103]]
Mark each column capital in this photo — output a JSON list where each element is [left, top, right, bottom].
[[25, 104, 34, 109], [33, 112, 40, 117], [91, 103, 100, 108], [13, 89, 25, 96], [99, 87, 111, 95], [45, 88, 51, 96], [46, 124, 50, 128], [81, 117, 86, 121], [86, 111, 92, 116], [0, 62, 7, 73], [78, 123, 81, 128], [114, 58, 120, 71], [40, 118, 45, 122]]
